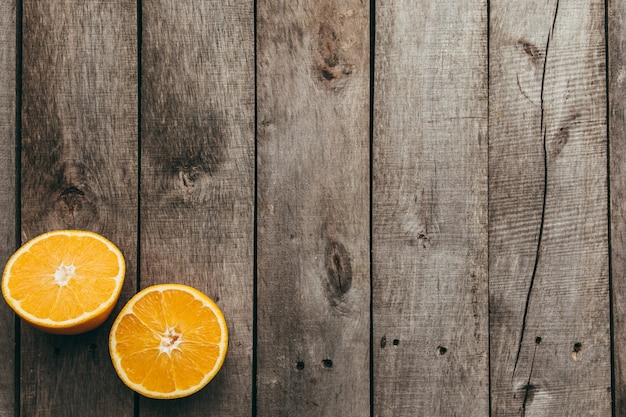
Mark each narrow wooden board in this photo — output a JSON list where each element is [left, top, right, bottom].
[[19, 0, 138, 415], [0, 0, 16, 414], [372, 1, 489, 415], [139, 1, 254, 415], [490, 1, 611, 415], [609, 0, 626, 413], [256, 1, 370, 415]]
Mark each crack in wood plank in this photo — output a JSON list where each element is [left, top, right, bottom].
[[512, 0, 560, 379], [520, 343, 539, 416]]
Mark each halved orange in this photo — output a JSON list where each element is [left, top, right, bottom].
[[1, 230, 126, 335], [109, 284, 228, 399]]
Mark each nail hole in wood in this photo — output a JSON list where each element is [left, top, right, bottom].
[[296, 361, 305, 370], [535, 337, 542, 345], [393, 339, 400, 347], [437, 346, 447, 356], [571, 342, 583, 361], [322, 359, 333, 368]]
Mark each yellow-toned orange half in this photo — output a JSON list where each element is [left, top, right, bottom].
[[109, 284, 228, 399], [1, 230, 126, 335]]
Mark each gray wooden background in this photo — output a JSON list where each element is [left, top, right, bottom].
[[0, 0, 624, 415]]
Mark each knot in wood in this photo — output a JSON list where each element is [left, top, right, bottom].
[[324, 239, 353, 307]]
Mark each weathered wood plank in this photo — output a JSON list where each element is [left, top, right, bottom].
[[139, 1, 254, 415], [372, 1, 489, 416], [490, 1, 610, 415], [20, 0, 137, 415], [256, 1, 370, 415], [0, 0, 16, 415], [610, 0, 626, 414]]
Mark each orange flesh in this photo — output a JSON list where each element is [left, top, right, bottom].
[[2, 231, 125, 334], [110, 286, 227, 397]]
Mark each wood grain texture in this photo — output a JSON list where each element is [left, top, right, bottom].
[[20, 0, 138, 415], [139, 1, 254, 415], [372, 1, 489, 416], [490, 1, 610, 415], [256, 1, 370, 415], [0, 0, 15, 415], [610, 0, 626, 414]]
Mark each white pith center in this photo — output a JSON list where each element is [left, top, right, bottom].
[[53, 263, 76, 286], [159, 326, 183, 355]]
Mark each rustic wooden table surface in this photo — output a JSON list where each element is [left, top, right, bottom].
[[1, 0, 625, 416]]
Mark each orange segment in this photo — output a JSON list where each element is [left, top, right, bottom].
[[1, 230, 126, 335], [109, 284, 228, 399]]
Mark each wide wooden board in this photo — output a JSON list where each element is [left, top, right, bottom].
[[139, 1, 255, 415], [372, 1, 489, 415], [256, 1, 371, 415], [489, 1, 610, 414], [0, 0, 16, 414], [19, 0, 138, 415]]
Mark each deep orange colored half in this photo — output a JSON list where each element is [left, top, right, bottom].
[[1, 230, 126, 335], [109, 284, 228, 399]]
